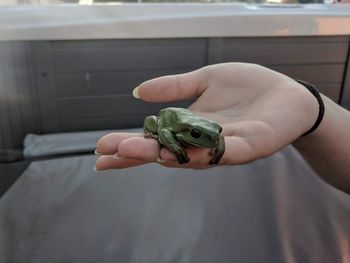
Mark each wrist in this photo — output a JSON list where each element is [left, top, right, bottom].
[[289, 80, 321, 138], [295, 80, 325, 136], [293, 94, 332, 146]]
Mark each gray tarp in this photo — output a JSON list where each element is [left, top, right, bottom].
[[1, 131, 350, 262]]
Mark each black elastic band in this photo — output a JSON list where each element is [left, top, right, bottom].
[[296, 80, 325, 136]]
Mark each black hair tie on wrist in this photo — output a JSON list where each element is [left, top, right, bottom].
[[295, 79, 325, 136]]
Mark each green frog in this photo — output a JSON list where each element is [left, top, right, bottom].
[[143, 107, 225, 165]]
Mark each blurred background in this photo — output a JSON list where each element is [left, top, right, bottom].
[[1, 0, 349, 6]]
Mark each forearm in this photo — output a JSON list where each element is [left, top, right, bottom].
[[293, 95, 350, 194]]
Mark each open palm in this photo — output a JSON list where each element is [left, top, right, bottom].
[[95, 63, 318, 170]]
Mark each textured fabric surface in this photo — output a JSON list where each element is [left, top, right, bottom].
[[1, 146, 349, 263]]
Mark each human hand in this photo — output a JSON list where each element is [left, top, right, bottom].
[[95, 63, 319, 170]]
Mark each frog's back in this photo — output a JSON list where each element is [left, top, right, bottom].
[[157, 107, 193, 130], [159, 107, 193, 119]]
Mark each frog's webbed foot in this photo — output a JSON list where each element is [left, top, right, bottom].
[[208, 135, 225, 165], [170, 144, 189, 164], [159, 128, 189, 164]]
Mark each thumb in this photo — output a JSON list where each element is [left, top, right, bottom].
[[132, 68, 206, 102]]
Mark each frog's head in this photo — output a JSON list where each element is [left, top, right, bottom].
[[175, 119, 223, 148]]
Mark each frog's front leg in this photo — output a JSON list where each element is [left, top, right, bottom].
[[143, 115, 159, 139], [209, 135, 225, 165], [159, 128, 189, 164]]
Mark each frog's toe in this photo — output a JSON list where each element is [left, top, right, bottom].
[[209, 158, 219, 165], [208, 148, 216, 157], [176, 151, 189, 164], [209, 152, 224, 165], [176, 155, 189, 164], [182, 155, 190, 164]]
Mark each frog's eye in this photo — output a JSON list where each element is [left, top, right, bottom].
[[219, 127, 222, 133], [190, 128, 201, 138]]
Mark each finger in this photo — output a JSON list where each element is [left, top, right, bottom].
[[159, 147, 211, 164], [133, 69, 206, 102], [95, 155, 148, 170], [160, 160, 210, 170], [117, 137, 161, 161], [159, 148, 177, 161], [222, 136, 256, 164], [96, 133, 144, 155]]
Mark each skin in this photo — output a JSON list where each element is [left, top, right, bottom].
[[95, 63, 350, 194], [143, 107, 225, 165]]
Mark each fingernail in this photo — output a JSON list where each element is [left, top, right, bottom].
[[132, 86, 140, 99], [93, 165, 99, 171], [113, 153, 125, 160], [156, 157, 165, 163], [94, 149, 101, 155]]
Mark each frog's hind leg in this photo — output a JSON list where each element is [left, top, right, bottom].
[[143, 115, 159, 139], [159, 128, 189, 164]]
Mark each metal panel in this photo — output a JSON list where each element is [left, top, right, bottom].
[[52, 40, 206, 73], [0, 46, 14, 150], [58, 116, 146, 132], [271, 64, 344, 84], [48, 39, 206, 132], [316, 84, 341, 102], [0, 42, 44, 151], [223, 37, 348, 65], [36, 36, 350, 136], [57, 100, 193, 132], [57, 95, 192, 122], [2, 45, 21, 149], [54, 69, 191, 98], [51, 38, 206, 49], [207, 38, 223, 65], [220, 36, 348, 101], [12, 42, 38, 136], [0, 44, 23, 150], [32, 42, 58, 133]]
